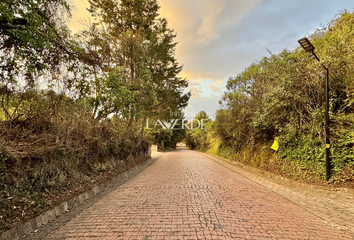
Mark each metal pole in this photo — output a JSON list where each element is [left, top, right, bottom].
[[325, 67, 331, 181], [312, 52, 331, 181]]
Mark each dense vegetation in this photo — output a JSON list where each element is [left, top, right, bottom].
[[0, 0, 189, 232], [186, 11, 354, 185], [3, 0, 354, 234]]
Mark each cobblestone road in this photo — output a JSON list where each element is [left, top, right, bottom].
[[46, 148, 352, 239]]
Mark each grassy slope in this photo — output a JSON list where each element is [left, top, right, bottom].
[[0, 102, 150, 233]]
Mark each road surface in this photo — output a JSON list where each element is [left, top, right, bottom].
[[44, 147, 352, 239]]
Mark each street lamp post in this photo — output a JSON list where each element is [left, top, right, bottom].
[[297, 37, 331, 181]]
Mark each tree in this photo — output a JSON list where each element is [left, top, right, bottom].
[[77, 0, 190, 122], [0, 0, 79, 120], [185, 111, 211, 150], [213, 10, 354, 178]]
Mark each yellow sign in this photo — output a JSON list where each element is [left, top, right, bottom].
[[326, 144, 330, 149], [271, 137, 279, 151]]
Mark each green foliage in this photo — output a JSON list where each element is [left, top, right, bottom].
[[185, 111, 211, 151], [0, 0, 76, 81], [279, 134, 324, 163], [191, 10, 354, 181], [0, 0, 190, 232], [0, 0, 83, 122], [146, 115, 187, 149], [76, 0, 190, 121]]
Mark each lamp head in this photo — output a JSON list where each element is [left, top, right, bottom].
[[298, 37, 315, 53]]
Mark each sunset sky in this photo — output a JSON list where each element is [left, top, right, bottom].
[[66, 0, 354, 119]]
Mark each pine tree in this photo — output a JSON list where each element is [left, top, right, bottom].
[[79, 0, 190, 121]]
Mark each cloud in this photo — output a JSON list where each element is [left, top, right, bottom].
[[206, 84, 221, 92], [213, 79, 224, 86], [197, 0, 264, 45], [67, 0, 92, 34], [189, 87, 203, 95], [159, 0, 264, 81], [180, 72, 217, 80], [196, 0, 224, 44], [189, 79, 202, 86], [66, 0, 354, 119], [185, 96, 223, 120], [189, 82, 200, 87]]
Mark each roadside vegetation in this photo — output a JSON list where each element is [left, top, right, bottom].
[[186, 11, 354, 188], [0, 0, 189, 232]]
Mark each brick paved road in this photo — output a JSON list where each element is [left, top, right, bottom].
[[46, 148, 352, 239]]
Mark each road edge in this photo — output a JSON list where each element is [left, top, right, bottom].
[[199, 151, 354, 237], [198, 151, 354, 193], [1, 155, 162, 240]]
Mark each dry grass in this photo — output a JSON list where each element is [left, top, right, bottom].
[[0, 92, 150, 233]]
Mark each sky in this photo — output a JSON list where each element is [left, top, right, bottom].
[[67, 0, 354, 119]]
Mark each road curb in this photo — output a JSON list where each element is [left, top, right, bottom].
[[1, 155, 162, 240]]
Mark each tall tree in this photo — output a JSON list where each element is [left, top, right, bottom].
[[78, 0, 190, 122], [0, 0, 78, 120]]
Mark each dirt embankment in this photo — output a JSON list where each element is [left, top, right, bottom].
[[0, 117, 149, 234]]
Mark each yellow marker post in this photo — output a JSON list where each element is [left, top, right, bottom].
[[271, 137, 279, 151]]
